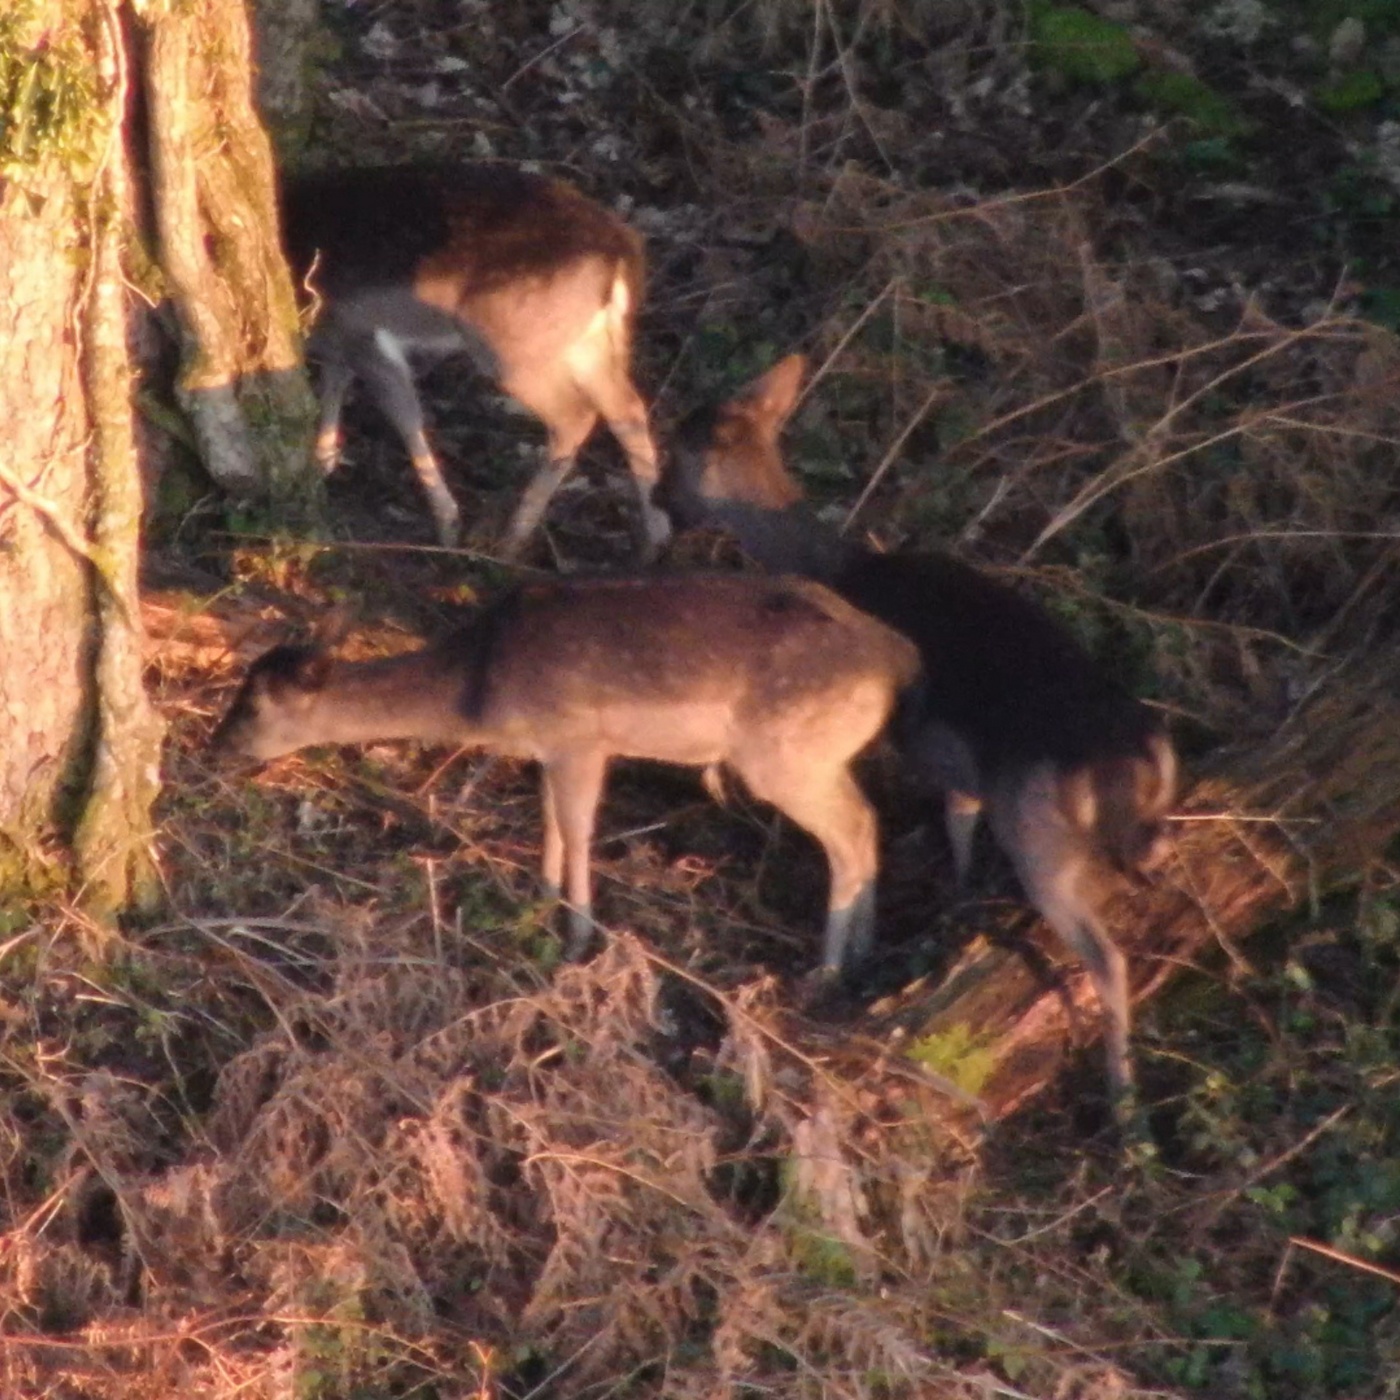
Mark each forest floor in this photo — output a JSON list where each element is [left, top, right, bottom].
[[6, 2, 1400, 1397]]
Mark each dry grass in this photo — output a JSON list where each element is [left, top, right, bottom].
[[6, 0, 1400, 1395]]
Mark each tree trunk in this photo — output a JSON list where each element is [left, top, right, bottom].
[[135, 0, 321, 520], [0, 0, 163, 913], [1, 0, 317, 914]]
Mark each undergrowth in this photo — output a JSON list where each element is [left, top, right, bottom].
[[4, 0, 1400, 1395]]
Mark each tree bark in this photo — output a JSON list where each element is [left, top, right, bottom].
[[0, 0, 163, 912], [1, 0, 317, 913], [135, 0, 321, 520]]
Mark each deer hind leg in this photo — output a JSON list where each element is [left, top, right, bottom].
[[310, 356, 355, 473], [991, 768, 1134, 1099], [945, 791, 983, 887], [908, 722, 984, 885], [305, 306, 365, 473], [540, 749, 609, 959], [497, 385, 598, 559], [356, 331, 461, 546], [578, 366, 670, 561], [735, 756, 880, 975]]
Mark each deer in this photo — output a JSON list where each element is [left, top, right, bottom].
[[280, 164, 671, 558], [656, 355, 1178, 1106], [213, 573, 921, 974]]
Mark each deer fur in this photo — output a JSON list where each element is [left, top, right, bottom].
[[657, 356, 1178, 1100], [281, 165, 670, 557], [213, 574, 921, 971]]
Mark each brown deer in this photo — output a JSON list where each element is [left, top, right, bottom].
[[213, 574, 921, 972], [657, 356, 1177, 1103], [281, 165, 670, 557]]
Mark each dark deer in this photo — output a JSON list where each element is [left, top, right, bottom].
[[281, 165, 670, 556], [213, 574, 920, 972], [658, 356, 1177, 1102]]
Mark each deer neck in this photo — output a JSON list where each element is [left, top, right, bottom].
[[704, 499, 850, 583], [308, 650, 472, 747]]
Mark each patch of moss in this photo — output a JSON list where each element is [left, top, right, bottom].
[[906, 1022, 996, 1096], [1136, 69, 1248, 137], [1314, 68, 1386, 113], [778, 1162, 861, 1287], [1029, 5, 1140, 85], [0, 7, 104, 173]]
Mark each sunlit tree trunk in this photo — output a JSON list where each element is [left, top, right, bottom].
[[0, 0, 317, 915], [0, 0, 162, 913], [135, 0, 320, 516]]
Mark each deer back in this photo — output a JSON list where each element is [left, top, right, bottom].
[[456, 574, 920, 757], [216, 574, 919, 770], [283, 165, 644, 376]]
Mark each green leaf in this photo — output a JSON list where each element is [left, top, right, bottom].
[[1315, 69, 1386, 114], [1135, 70, 1246, 137], [1030, 5, 1140, 85]]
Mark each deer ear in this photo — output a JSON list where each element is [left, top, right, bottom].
[[311, 602, 357, 651], [740, 354, 806, 431]]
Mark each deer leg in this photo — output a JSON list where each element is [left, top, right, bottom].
[[499, 391, 598, 558], [1033, 875, 1133, 1101], [736, 758, 880, 975], [908, 724, 983, 885], [304, 314, 359, 473], [358, 334, 461, 547], [540, 750, 609, 959], [945, 790, 983, 887], [584, 372, 670, 561], [311, 359, 355, 473], [540, 770, 565, 900], [992, 770, 1135, 1100], [502, 453, 577, 558]]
